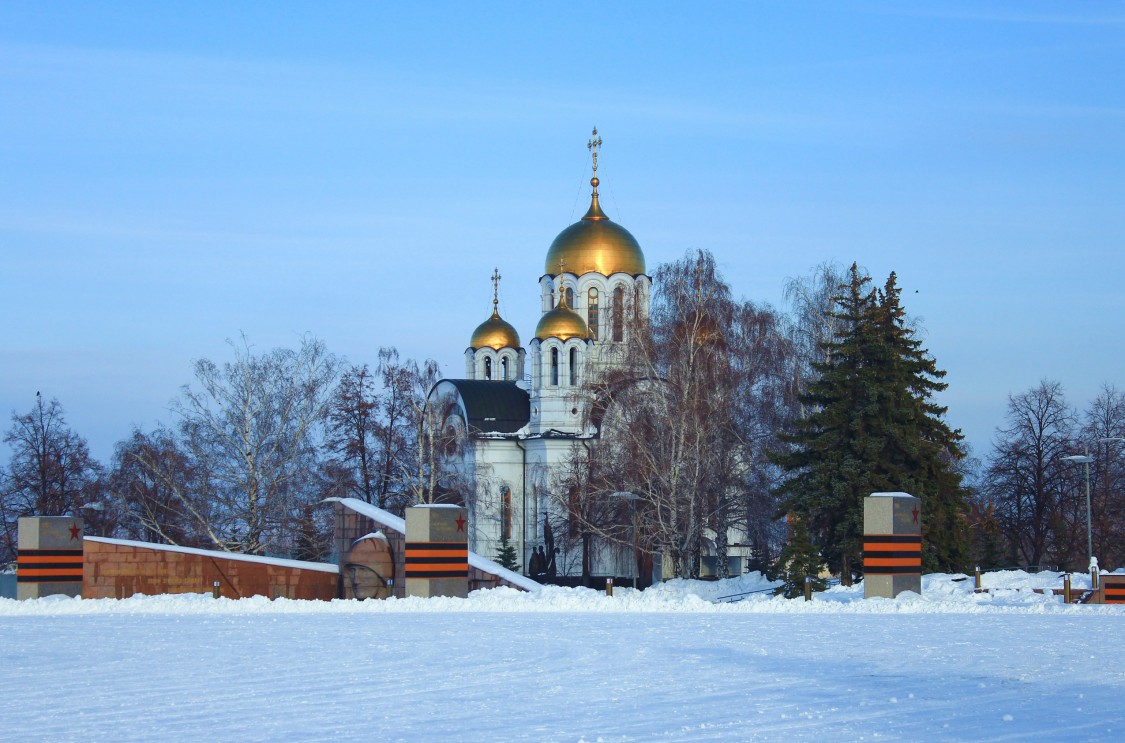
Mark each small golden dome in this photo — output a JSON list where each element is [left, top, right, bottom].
[[534, 290, 590, 341], [544, 189, 646, 277], [469, 310, 521, 350]]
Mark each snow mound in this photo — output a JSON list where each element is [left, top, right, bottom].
[[3, 569, 1121, 616]]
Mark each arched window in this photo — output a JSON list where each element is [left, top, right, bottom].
[[569, 347, 578, 386], [588, 287, 599, 339], [500, 356, 509, 380], [565, 286, 574, 307], [550, 347, 559, 386], [613, 286, 625, 342], [500, 486, 511, 541], [484, 357, 492, 380]]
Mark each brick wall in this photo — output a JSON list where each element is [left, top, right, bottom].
[[83, 539, 338, 600]]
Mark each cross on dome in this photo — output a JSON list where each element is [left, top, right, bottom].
[[587, 127, 603, 195], [556, 260, 570, 307]]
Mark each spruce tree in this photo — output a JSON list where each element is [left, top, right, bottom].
[[774, 264, 887, 583], [770, 519, 828, 598], [871, 272, 969, 572], [774, 264, 969, 582], [495, 536, 519, 572]]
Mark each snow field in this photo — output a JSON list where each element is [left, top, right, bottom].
[[1, 571, 1123, 741]]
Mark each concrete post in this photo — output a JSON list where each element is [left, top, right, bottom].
[[405, 505, 468, 598], [17, 517, 84, 599], [863, 493, 922, 599]]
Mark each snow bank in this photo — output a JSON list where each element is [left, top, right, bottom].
[[2, 570, 1119, 617]]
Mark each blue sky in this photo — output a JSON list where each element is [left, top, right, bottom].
[[2, 2, 1123, 465]]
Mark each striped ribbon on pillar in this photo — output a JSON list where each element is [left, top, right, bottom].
[[17, 549, 84, 583], [404, 542, 468, 579], [1103, 576, 1125, 604], [862, 535, 922, 575]]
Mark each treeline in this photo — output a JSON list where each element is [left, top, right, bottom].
[[0, 338, 445, 564], [3, 256, 1122, 579], [975, 381, 1125, 571]]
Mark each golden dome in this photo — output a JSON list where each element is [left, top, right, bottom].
[[544, 190, 646, 277], [534, 290, 590, 341], [469, 309, 521, 350]]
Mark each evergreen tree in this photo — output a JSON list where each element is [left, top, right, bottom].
[[769, 518, 828, 598], [773, 264, 969, 582], [871, 272, 969, 572], [774, 264, 886, 583], [495, 535, 519, 572]]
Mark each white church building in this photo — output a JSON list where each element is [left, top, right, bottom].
[[426, 131, 650, 579]]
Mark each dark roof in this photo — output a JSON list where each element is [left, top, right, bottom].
[[443, 380, 530, 434]]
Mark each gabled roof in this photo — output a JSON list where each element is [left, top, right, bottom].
[[441, 379, 530, 434]]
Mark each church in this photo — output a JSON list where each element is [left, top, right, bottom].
[[426, 130, 649, 580]]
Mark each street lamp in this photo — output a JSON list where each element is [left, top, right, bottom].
[[611, 492, 640, 589], [1061, 453, 1094, 569]]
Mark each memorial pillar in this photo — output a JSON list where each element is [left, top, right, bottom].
[[404, 505, 468, 598], [17, 517, 84, 599], [863, 493, 921, 599]]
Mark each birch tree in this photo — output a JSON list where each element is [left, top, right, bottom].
[[173, 335, 339, 555]]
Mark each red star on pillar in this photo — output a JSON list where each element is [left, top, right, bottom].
[[911, 506, 919, 524], [69, 523, 81, 540], [456, 514, 466, 532]]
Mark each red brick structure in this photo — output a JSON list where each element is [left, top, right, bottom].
[[83, 537, 338, 600]]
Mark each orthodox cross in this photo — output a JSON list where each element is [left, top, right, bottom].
[[491, 267, 501, 313], [557, 259, 569, 306], [587, 127, 602, 175]]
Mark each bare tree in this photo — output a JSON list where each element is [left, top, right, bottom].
[[172, 334, 340, 555], [377, 349, 431, 510], [569, 250, 794, 580], [1082, 384, 1125, 569], [405, 357, 466, 507], [984, 380, 1076, 568], [326, 364, 381, 504], [783, 261, 847, 416], [2, 394, 103, 561], [108, 427, 211, 547]]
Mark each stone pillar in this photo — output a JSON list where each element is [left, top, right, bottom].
[[17, 517, 84, 599], [863, 493, 921, 599], [1102, 574, 1125, 604], [405, 505, 468, 598]]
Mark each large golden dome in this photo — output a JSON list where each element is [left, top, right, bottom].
[[469, 309, 521, 350], [534, 291, 590, 341], [544, 187, 646, 277]]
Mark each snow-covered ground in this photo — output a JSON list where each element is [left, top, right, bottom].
[[1, 571, 1122, 741]]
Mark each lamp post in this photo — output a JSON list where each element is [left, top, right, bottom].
[[611, 492, 640, 589], [1061, 439, 1123, 575], [1062, 453, 1094, 568]]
